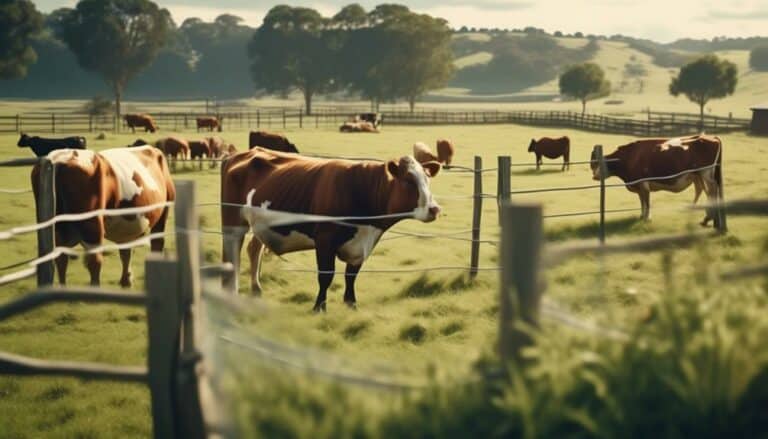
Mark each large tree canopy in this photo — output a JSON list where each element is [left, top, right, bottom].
[[559, 62, 610, 114], [669, 54, 738, 124], [248, 6, 339, 115], [0, 0, 44, 79], [56, 0, 172, 117]]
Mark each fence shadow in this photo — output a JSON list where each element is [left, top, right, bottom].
[[514, 168, 566, 176], [545, 216, 649, 241]]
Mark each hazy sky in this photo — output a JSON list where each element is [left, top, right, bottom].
[[33, 0, 768, 43]]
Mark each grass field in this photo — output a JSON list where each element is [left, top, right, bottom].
[[0, 122, 766, 437]]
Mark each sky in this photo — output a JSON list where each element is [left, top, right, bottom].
[[32, 0, 768, 43]]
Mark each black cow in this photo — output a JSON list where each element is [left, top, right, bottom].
[[18, 133, 87, 157]]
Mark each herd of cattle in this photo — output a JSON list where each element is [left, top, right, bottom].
[[15, 125, 723, 311]]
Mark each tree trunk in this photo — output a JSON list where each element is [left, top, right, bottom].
[[113, 82, 123, 120], [581, 99, 586, 115], [303, 89, 313, 116], [409, 96, 416, 114], [699, 101, 705, 133]]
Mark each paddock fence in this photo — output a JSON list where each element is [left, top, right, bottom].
[[0, 108, 751, 137]]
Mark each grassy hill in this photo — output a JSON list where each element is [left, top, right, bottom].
[[437, 34, 768, 118]]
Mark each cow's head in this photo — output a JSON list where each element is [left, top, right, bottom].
[[528, 138, 536, 152], [589, 145, 614, 181], [387, 156, 441, 222], [17, 133, 30, 147]]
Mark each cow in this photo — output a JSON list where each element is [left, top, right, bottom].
[[528, 136, 570, 171], [354, 113, 382, 128], [221, 148, 443, 312], [590, 135, 721, 226], [197, 116, 222, 133], [154, 137, 190, 160], [189, 140, 212, 159], [32, 146, 175, 287], [413, 140, 455, 167], [18, 133, 86, 157], [249, 131, 299, 153], [124, 114, 158, 133], [339, 121, 378, 133]]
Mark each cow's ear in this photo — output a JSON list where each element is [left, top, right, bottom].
[[387, 159, 401, 178], [422, 161, 441, 178]]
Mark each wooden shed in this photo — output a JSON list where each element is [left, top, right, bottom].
[[751, 104, 768, 135]]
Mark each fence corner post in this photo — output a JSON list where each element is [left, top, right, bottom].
[[145, 254, 180, 439], [499, 202, 543, 365], [715, 148, 727, 233], [596, 145, 606, 244], [497, 156, 511, 225], [36, 158, 55, 286], [470, 156, 483, 279]]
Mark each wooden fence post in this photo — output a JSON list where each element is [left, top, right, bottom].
[[282, 109, 286, 129], [596, 145, 607, 244], [89, 115, 93, 133], [498, 203, 542, 365], [145, 255, 180, 439], [715, 149, 728, 233], [51, 113, 55, 134], [497, 156, 511, 225], [15, 114, 20, 133], [299, 109, 303, 128], [173, 180, 207, 439], [36, 158, 55, 286], [470, 156, 483, 279]]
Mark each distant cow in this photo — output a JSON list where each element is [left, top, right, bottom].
[[249, 131, 299, 153], [206, 137, 236, 158], [528, 137, 570, 171], [221, 148, 443, 311], [413, 140, 455, 166], [32, 146, 175, 287], [354, 113, 382, 128], [124, 114, 158, 133], [340, 121, 378, 133], [591, 135, 721, 226], [18, 133, 86, 157], [154, 137, 190, 160], [197, 116, 222, 132], [189, 140, 212, 159]]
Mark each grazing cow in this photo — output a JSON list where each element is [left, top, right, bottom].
[[197, 116, 222, 132], [339, 121, 378, 133], [354, 113, 382, 128], [590, 135, 721, 225], [248, 131, 299, 153], [189, 140, 212, 159], [124, 114, 158, 133], [528, 136, 570, 171], [413, 140, 455, 166], [18, 133, 86, 157], [154, 137, 190, 160], [221, 143, 238, 158], [32, 146, 175, 287], [221, 148, 443, 311]]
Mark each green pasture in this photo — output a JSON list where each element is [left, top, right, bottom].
[[0, 122, 766, 437]]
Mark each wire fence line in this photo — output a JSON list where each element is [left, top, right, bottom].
[[0, 188, 33, 194], [541, 299, 630, 342]]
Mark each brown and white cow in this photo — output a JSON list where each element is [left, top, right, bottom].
[[590, 135, 721, 225], [249, 131, 299, 153], [32, 146, 175, 287], [529, 136, 570, 171], [413, 140, 455, 167], [154, 137, 190, 160], [197, 116, 222, 132], [124, 114, 158, 133], [221, 148, 442, 312], [339, 121, 379, 133]]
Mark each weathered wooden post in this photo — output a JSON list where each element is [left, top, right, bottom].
[[282, 109, 286, 129], [498, 203, 542, 365], [36, 158, 55, 286], [299, 109, 303, 128], [497, 156, 511, 225], [173, 180, 207, 439], [470, 156, 483, 279], [715, 149, 728, 233], [595, 145, 607, 244], [145, 255, 180, 439]]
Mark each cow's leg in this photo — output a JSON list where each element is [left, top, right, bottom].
[[246, 237, 265, 295], [700, 170, 719, 227], [222, 226, 247, 294], [84, 252, 103, 286], [639, 189, 651, 221], [149, 209, 169, 252], [80, 217, 104, 286], [118, 249, 133, 288], [536, 153, 541, 170], [692, 176, 704, 205], [55, 254, 69, 286], [343, 263, 363, 309], [313, 243, 336, 313], [563, 151, 570, 171]]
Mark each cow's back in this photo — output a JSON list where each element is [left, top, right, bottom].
[[612, 136, 721, 180], [536, 136, 569, 158]]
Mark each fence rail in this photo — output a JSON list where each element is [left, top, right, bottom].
[[0, 108, 751, 137]]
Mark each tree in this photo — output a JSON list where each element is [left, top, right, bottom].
[[749, 46, 768, 71], [56, 0, 171, 118], [558, 63, 610, 114], [0, 0, 43, 79], [669, 54, 737, 126], [332, 4, 367, 29], [249, 6, 338, 115]]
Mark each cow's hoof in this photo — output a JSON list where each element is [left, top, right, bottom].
[[312, 302, 327, 313], [119, 275, 133, 288], [344, 301, 357, 310], [250, 284, 263, 296]]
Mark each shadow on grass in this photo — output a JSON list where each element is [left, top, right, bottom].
[[400, 273, 482, 299], [545, 216, 651, 241], [514, 168, 566, 176]]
